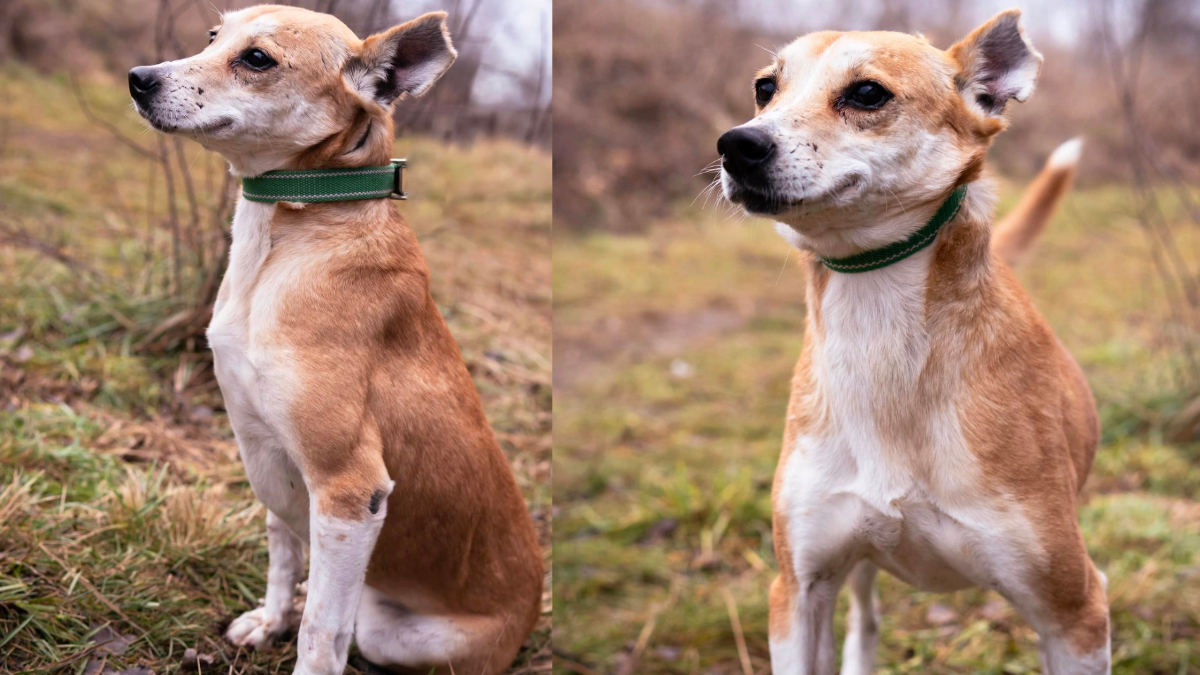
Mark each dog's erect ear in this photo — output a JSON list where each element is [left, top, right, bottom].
[[346, 12, 457, 106], [948, 9, 1042, 117]]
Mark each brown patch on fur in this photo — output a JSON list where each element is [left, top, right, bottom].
[[801, 31, 844, 59], [768, 571, 796, 640]]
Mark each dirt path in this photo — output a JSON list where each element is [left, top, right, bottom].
[[553, 305, 747, 391]]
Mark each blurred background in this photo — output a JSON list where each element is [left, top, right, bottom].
[[553, 0, 1200, 674], [0, 1, 550, 673]]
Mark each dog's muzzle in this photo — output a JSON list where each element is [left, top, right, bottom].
[[718, 126, 785, 213], [128, 66, 161, 109], [718, 126, 776, 184]]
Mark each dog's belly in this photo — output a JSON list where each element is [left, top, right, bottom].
[[859, 500, 985, 593], [209, 302, 311, 541], [783, 488, 984, 593]]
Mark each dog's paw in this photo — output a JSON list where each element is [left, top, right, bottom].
[[225, 607, 287, 648]]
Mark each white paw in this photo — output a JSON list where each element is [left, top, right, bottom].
[[225, 607, 287, 648]]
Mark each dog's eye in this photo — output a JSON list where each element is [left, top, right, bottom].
[[239, 48, 277, 71], [208, 29, 217, 44], [844, 81, 892, 110], [755, 78, 777, 106]]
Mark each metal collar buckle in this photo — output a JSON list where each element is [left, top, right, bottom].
[[389, 158, 408, 200]]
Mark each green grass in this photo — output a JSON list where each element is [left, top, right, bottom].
[[0, 64, 552, 673], [553, 182, 1200, 674]]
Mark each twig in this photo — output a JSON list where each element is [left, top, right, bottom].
[[68, 76, 157, 161], [157, 135, 184, 294], [0, 219, 107, 285], [616, 577, 681, 675], [37, 542, 147, 638], [721, 587, 754, 675], [172, 136, 203, 270], [550, 650, 607, 675]]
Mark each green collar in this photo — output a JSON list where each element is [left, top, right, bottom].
[[819, 185, 967, 273], [241, 158, 407, 203]]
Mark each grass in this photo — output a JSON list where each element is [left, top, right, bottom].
[[0, 64, 552, 674], [552, 180, 1200, 674]]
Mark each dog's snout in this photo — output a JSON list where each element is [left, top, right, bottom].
[[128, 66, 161, 104], [718, 127, 776, 175]]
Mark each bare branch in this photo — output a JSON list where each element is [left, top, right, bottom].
[[69, 76, 158, 161]]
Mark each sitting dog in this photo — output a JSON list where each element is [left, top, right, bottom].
[[718, 10, 1107, 675], [129, 7, 542, 675]]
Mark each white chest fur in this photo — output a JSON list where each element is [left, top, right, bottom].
[[778, 248, 1041, 593], [207, 197, 310, 540]]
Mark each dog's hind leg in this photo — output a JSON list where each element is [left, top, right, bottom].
[[999, 533, 1110, 675], [354, 586, 532, 675], [1031, 559, 1110, 675], [840, 560, 881, 675], [226, 510, 305, 647]]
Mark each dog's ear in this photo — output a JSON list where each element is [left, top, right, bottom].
[[948, 9, 1042, 117], [345, 12, 457, 107]]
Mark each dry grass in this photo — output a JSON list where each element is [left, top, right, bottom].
[[0, 65, 551, 674]]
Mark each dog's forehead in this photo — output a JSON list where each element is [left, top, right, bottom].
[[774, 31, 942, 88], [776, 32, 854, 78], [219, 5, 357, 46], [218, 10, 280, 40]]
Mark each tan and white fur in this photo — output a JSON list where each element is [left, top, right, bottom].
[[718, 10, 1106, 675], [130, 7, 542, 675]]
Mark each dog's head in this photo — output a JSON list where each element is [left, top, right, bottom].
[[129, 5, 456, 175], [719, 10, 1041, 251]]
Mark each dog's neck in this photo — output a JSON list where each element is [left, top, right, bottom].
[[224, 107, 399, 238], [797, 178, 998, 315], [797, 182, 998, 427], [223, 107, 396, 178]]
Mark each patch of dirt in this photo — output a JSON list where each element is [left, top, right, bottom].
[[553, 305, 747, 391]]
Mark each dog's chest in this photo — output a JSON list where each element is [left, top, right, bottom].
[[808, 253, 943, 506], [208, 198, 309, 538], [779, 253, 1008, 591]]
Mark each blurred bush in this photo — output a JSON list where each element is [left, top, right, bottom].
[[552, 0, 759, 233]]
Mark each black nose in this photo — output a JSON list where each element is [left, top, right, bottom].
[[128, 66, 160, 104], [718, 127, 776, 177]]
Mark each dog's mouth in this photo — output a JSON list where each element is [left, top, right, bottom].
[[724, 173, 863, 215], [137, 106, 234, 138], [726, 183, 789, 215]]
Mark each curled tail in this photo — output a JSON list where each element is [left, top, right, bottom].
[[992, 137, 1083, 267]]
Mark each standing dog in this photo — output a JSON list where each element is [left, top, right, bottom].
[[718, 10, 1107, 675], [129, 7, 542, 675]]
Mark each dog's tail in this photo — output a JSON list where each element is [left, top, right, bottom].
[[991, 137, 1083, 268]]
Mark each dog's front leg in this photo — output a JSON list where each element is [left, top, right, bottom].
[[769, 571, 842, 675], [293, 469, 393, 675], [226, 510, 305, 646], [283, 413, 393, 675]]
